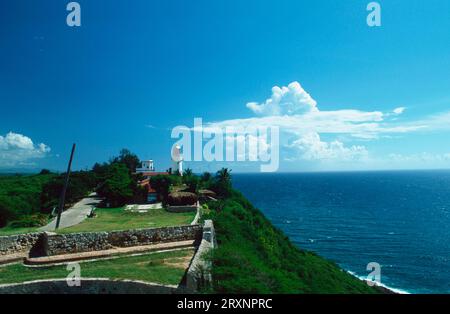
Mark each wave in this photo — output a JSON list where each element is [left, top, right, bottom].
[[346, 270, 411, 294]]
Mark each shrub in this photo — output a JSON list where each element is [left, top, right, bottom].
[[8, 214, 48, 228]]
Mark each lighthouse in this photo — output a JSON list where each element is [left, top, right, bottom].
[[171, 145, 183, 176]]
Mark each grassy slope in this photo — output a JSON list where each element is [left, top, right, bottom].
[[0, 249, 194, 285], [205, 190, 379, 294], [57, 207, 195, 234]]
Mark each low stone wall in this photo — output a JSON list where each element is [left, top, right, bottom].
[[167, 201, 199, 213], [185, 220, 216, 292], [0, 233, 44, 256], [43, 225, 202, 256], [0, 279, 181, 294], [190, 205, 201, 225]]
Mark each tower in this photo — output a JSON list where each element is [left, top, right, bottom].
[[172, 145, 183, 176]]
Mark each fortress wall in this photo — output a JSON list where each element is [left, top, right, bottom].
[[44, 224, 202, 256]]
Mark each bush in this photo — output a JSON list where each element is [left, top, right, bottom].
[[0, 174, 56, 227], [8, 214, 48, 228], [0, 202, 15, 228]]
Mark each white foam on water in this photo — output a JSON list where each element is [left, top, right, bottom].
[[346, 270, 411, 294]]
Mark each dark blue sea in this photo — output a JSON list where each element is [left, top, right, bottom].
[[233, 170, 450, 294]]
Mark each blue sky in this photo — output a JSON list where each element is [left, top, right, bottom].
[[1, 0, 449, 172]]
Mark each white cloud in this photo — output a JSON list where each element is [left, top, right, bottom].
[[287, 132, 368, 161], [201, 81, 450, 166], [0, 132, 51, 168], [389, 152, 450, 162], [246, 81, 318, 116], [393, 107, 406, 115]]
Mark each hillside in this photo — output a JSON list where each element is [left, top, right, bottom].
[[204, 189, 379, 293]]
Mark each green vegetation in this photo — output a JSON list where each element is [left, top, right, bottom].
[[96, 163, 135, 207], [0, 149, 147, 234], [40, 170, 96, 213], [0, 226, 40, 236], [0, 171, 96, 230], [57, 207, 195, 234], [150, 175, 174, 205], [0, 173, 55, 228], [0, 249, 194, 286], [200, 169, 379, 294], [93, 149, 147, 206]]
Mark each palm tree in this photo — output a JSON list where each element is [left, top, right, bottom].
[[214, 168, 232, 197], [216, 168, 231, 183], [201, 171, 212, 182], [184, 168, 193, 177]]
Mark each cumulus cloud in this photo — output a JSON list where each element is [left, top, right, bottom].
[[287, 132, 368, 161], [246, 81, 318, 116], [200, 81, 450, 166], [206, 81, 393, 162], [0, 132, 51, 168]]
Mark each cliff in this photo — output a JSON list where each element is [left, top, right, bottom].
[[203, 189, 380, 294]]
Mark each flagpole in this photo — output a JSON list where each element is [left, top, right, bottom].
[[55, 143, 76, 230]]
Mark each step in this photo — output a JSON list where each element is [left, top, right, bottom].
[[0, 252, 27, 266]]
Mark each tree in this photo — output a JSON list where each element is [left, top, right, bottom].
[[184, 175, 200, 194], [39, 169, 51, 175], [216, 168, 231, 183], [97, 163, 134, 207], [149, 175, 172, 205], [0, 201, 14, 227], [183, 168, 193, 177], [213, 168, 232, 198], [201, 172, 212, 182], [110, 149, 140, 173], [201, 172, 212, 188]]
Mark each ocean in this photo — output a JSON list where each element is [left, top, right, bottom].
[[232, 170, 450, 294]]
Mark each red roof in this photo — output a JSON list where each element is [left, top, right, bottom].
[[138, 172, 169, 176], [137, 172, 169, 194]]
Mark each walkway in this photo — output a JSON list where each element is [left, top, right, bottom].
[[39, 193, 102, 232]]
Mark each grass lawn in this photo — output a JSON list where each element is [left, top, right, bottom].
[[0, 249, 194, 286], [57, 207, 196, 234], [0, 226, 40, 236]]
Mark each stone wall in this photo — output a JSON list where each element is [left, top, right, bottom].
[[167, 201, 199, 213], [43, 225, 202, 256], [0, 233, 43, 256], [166, 205, 198, 213], [185, 220, 216, 292]]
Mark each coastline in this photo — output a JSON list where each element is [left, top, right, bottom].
[[346, 270, 410, 294]]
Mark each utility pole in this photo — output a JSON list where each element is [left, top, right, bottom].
[[55, 143, 76, 230]]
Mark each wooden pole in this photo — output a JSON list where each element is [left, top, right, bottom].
[[55, 143, 76, 230]]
